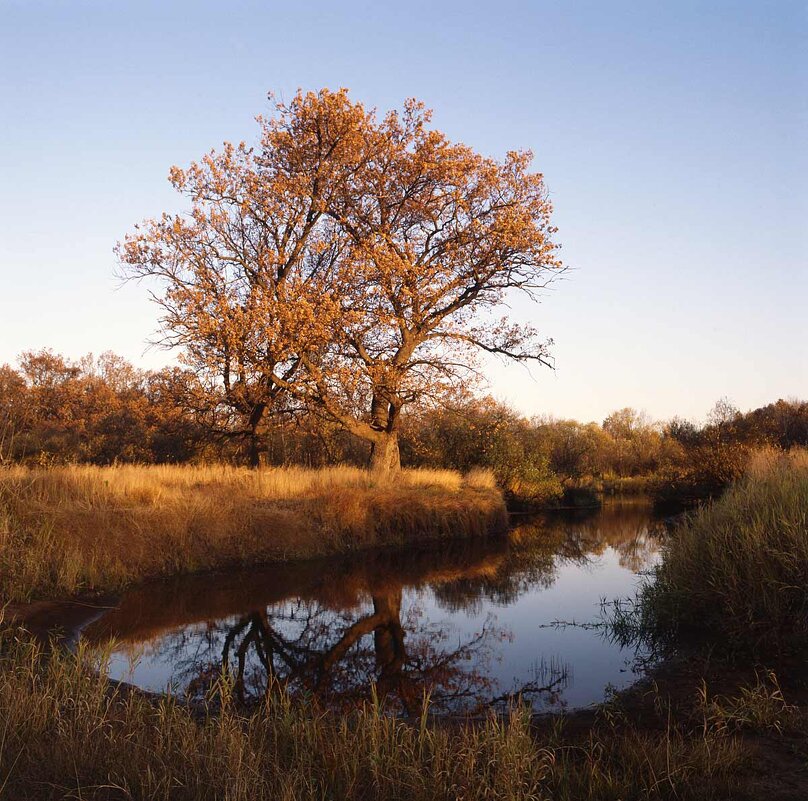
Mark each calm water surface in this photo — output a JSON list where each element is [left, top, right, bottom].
[[78, 501, 664, 714]]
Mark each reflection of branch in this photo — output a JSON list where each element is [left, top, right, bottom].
[[315, 609, 389, 688], [172, 594, 508, 714], [542, 602, 660, 674], [487, 673, 568, 709], [540, 619, 605, 631], [486, 655, 570, 709]]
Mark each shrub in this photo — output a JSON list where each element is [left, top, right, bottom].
[[639, 449, 808, 657]]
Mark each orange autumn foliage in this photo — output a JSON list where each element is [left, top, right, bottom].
[[118, 89, 562, 470]]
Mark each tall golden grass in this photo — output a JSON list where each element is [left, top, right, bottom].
[[0, 464, 506, 602], [639, 448, 808, 656], [0, 631, 748, 801]]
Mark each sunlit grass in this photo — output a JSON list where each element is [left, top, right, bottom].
[[0, 465, 505, 602], [0, 463, 467, 503]]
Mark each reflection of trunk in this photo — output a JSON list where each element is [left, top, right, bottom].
[[371, 590, 417, 712], [372, 592, 405, 675], [372, 592, 404, 665], [314, 590, 406, 694]]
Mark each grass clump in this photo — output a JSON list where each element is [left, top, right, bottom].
[[699, 671, 801, 735], [0, 464, 506, 602], [0, 630, 749, 801], [638, 448, 808, 658]]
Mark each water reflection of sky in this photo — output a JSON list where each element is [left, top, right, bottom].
[[414, 546, 659, 711], [89, 502, 664, 714]]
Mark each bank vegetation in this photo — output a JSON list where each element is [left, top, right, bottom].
[[631, 448, 808, 660], [3, 349, 807, 509], [0, 464, 505, 603], [0, 629, 764, 801]]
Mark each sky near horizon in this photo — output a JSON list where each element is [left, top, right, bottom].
[[1, 0, 805, 424]]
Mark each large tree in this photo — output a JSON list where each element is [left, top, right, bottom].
[[120, 89, 562, 471]]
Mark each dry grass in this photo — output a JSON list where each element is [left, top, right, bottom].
[[700, 671, 801, 735], [0, 465, 506, 602], [0, 630, 748, 801], [638, 447, 808, 657]]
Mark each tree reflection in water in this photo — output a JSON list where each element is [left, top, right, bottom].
[[78, 501, 664, 713], [433, 502, 665, 613], [165, 590, 564, 714]]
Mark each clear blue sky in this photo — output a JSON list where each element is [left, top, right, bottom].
[[1, 0, 805, 423]]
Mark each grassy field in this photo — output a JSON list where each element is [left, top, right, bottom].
[[0, 464, 506, 602], [635, 448, 808, 658], [0, 630, 756, 801]]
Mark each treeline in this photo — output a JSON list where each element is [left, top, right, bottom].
[[0, 351, 201, 465], [2, 350, 807, 504], [400, 397, 808, 505]]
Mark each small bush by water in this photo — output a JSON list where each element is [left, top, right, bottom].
[[0, 464, 506, 602], [636, 448, 808, 658]]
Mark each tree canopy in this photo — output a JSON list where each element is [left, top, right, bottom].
[[118, 88, 563, 470]]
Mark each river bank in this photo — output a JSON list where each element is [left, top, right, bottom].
[[0, 464, 507, 603]]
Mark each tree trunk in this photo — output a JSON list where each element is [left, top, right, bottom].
[[248, 433, 261, 469], [369, 431, 400, 473], [246, 402, 266, 469], [367, 390, 401, 473]]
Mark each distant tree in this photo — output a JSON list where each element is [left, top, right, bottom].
[[402, 396, 533, 478], [735, 399, 808, 449], [707, 397, 741, 444], [665, 416, 700, 447], [0, 365, 28, 462], [602, 407, 651, 440], [535, 418, 605, 480], [0, 351, 211, 465], [601, 407, 661, 476], [119, 89, 562, 471]]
